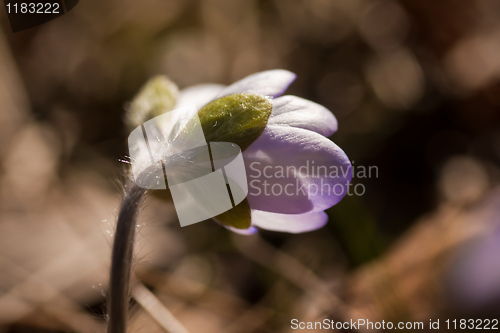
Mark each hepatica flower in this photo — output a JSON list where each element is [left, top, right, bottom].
[[126, 70, 352, 234]]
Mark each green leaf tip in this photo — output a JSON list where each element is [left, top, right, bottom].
[[126, 75, 179, 130], [198, 93, 273, 151]]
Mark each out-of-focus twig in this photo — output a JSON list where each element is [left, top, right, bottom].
[[232, 233, 366, 328], [347, 188, 500, 322], [0, 257, 104, 333], [132, 282, 190, 333]]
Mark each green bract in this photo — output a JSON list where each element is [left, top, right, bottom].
[[195, 93, 272, 229], [215, 198, 252, 229], [126, 76, 178, 130], [198, 93, 273, 151]]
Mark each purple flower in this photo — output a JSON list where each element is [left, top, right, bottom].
[[171, 70, 352, 234], [446, 226, 500, 311]]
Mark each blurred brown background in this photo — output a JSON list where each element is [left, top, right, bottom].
[[0, 0, 500, 332]]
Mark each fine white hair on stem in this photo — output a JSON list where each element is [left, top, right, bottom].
[[107, 165, 191, 333], [107, 180, 147, 333]]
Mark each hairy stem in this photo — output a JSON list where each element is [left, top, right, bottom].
[[107, 182, 147, 333]]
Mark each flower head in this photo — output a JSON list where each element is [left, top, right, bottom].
[[126, 70, 351, 234]]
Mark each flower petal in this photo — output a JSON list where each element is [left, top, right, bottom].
[[176, 84, 225, 110], [251, 210, 328, 233], [216, 70, 296, 98], [269, 95, 338, 137], [224, 225, 259, 235], [243, 125, 352, 214], [143, 84, 223, 150]]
